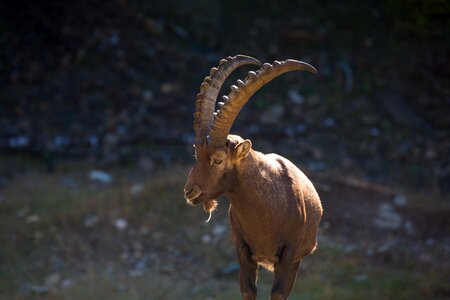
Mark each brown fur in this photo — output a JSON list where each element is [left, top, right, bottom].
[[184, 134, 323, 299]]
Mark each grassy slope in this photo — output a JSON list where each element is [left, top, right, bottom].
[[0, 161, 448, 299]]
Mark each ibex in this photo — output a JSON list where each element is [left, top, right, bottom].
[[184, 55, 323, 300]]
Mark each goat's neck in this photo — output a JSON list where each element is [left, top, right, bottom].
[[226, 150, 268, 211]]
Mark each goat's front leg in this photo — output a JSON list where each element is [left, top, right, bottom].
[[270, 247, 301, 300], [235, 239, 258, 300]]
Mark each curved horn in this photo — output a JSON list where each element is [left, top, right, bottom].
[[193, 55, 261, 144], [210, 59, 317, 147]]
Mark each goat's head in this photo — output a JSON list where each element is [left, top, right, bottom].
[[184, 55, 317, 213], [184, 134, 251, 206]]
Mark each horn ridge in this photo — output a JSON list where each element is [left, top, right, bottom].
[[193, 55, 262, 144], [209, 59, 317, 146]]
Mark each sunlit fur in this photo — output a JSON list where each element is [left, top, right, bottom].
[[184, 134, 323, 299]]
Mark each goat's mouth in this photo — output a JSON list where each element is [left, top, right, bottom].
[[187, 196, 204, 206], [185, 188, 204, 206]]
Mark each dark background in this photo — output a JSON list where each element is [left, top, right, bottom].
[[0, 0, 449, 299], [1, 0, 449, 193]]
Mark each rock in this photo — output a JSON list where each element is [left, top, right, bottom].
[[142, 89, 153, 101], [61, 279, 73, 289], [393, 194, 408, 207], [84, 214, 100, 227], [52, 135, 70, 148], [321, 221, 331, 230], [34, 231, 43, 242], [376, 241, 394, 253], [322, 117, 336, 128], [373, 203, 402, 229], [152, 231, 163, 240], [16, 207, 29, 219], [45, 273, 61, 289], [354, 274, 368, 282], [217, 263, 240, 276], [419, 254, 433, 262], [337, 58, 354, 92], [50, 255, 65, 270], [140, 226, 150, 235], [295, 123, 306, 133], [120, 251, 130, 260], [378, 92, 431, 131], [425, 146, 437, 160], [160, 82, 180, 94], [284, 126, 295, 137], [8, 135, 29, 148], [212, 224, 227, 237], [163, 1, 221, 46], [26, 214, 41, 224], [404, 221, 416, 235], [61, 177, 79, 189], [370, 127, 380, 136], [144, 18, 165, 35], [25, 284, 49, 293], [114, 218, 128, 231], [130, 183, 144, 196], [139, 156, 155, 174], [307, 161, 328, 171], [342, 244, 357, 253], [89, 170, 113, 184], [260, 104, 285, 124], [110, 34, 120, 46], [103, 134, 119, 162], [129, 269, 144, 277], [160, 265, 176, 275], [132, 241, 144, 257], [88, 134, 99, 148], [306, 94, 321, 105], [287, 89, 304, 104], [134, 258, 147, 270], [201, 234, 212, 244]]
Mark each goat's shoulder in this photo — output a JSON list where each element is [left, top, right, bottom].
[[262, 153, 299, 175], [263, 153, 318, 197]]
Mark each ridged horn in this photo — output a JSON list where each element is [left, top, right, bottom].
[[210, 59, 317, 146], [193, 55, 261, 144]]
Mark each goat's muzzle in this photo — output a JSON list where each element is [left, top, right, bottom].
[[184, 185, 203, 205]]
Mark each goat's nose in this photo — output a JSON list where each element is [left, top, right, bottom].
[[184, 185, 202, 200], [183, 185, 192, 195]]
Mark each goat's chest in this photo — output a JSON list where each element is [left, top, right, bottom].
[[229, 204, 300, 258]]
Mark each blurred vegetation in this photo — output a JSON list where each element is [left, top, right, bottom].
[[385, 0, 450, 37]]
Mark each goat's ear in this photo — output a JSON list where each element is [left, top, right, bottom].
[[235, 139, 252, 161]]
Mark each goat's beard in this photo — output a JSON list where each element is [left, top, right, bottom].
[[203, 199, 218, 223], [203, 199, 218, 213]]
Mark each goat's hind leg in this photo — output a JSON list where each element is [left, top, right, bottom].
[[270, 249, 301, 300], [235, 239, 258, 300]]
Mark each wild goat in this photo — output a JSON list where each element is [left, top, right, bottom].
[[184, 55, 323, 300]]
